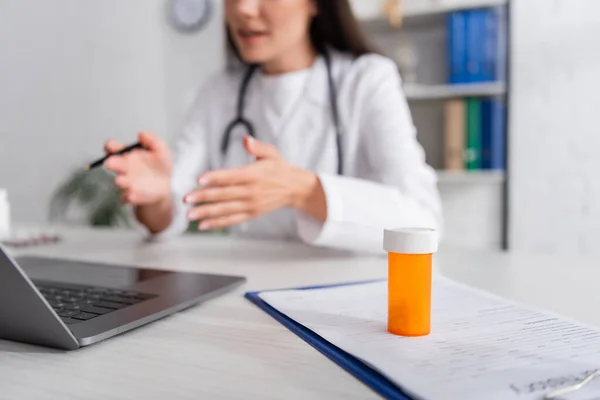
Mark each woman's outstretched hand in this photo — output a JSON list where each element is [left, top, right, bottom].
[[103, 132, 173, 206], [103, 132, 174, 234], [184, 136, 327, 231]]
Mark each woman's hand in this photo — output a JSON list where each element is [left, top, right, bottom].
[[103, 132, 173, 206], [184, 136, 327, 231]]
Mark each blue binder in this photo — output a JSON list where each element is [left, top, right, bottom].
[[447, 11, 467, 84], [481, 98, 506, 170], [245, 281, 415, 400]]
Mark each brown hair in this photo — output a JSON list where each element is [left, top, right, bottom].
[[226, 0, 378, 63]]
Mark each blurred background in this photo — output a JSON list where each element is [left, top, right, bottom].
[[0, 0, 598, 254]]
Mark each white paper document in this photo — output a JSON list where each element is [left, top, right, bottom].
[[259, 277, 600, 400]]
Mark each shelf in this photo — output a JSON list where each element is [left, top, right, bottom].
[[402, 0, 508, 19], [356, 0, 507, 25], [403, 82, 506, 101], [436, 170, 505, 184]]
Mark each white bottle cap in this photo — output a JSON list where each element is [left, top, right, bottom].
[[0, 189, 6, 203], [383, 227, 439, 254]]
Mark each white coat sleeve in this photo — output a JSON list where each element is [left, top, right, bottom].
[[296, 58, 443, 254]]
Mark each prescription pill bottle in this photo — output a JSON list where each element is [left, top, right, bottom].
[[0, 189, 10, 240], [384, 227, 438, 337]]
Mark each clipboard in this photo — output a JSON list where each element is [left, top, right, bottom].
[[245, 281, 415, 400]]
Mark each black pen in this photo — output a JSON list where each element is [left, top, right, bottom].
[[86, 142, 144, 170]]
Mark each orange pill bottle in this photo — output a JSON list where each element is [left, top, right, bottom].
[[383, 227, 438, 337]]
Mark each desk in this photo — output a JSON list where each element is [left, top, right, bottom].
[[1, 228, 599, 400]]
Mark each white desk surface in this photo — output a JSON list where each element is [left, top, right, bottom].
[[2, 228, 599, 400]]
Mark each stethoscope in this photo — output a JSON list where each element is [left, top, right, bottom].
[[220, 49, 344, 175]]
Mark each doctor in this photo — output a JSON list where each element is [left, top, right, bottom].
[[102, 0, 442, 254]]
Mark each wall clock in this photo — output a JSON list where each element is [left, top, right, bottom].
[[170, 0, 213, 33]]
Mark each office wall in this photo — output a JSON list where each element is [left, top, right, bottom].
[[0, 0, 225, 224], [509, 0, 600, 254]]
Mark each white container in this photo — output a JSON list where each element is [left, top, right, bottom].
[[0, 189, 11, 239]]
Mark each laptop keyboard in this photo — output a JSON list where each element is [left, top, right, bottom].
[[35, 282, 157, 325]]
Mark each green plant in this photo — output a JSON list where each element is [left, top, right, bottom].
[[49, 168, 228, 234], [49, 168, 129, 227]]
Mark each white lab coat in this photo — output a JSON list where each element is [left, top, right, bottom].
[[158, 49, 443, 254]]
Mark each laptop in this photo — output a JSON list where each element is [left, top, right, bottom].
[[0, 245, 246, 350]]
